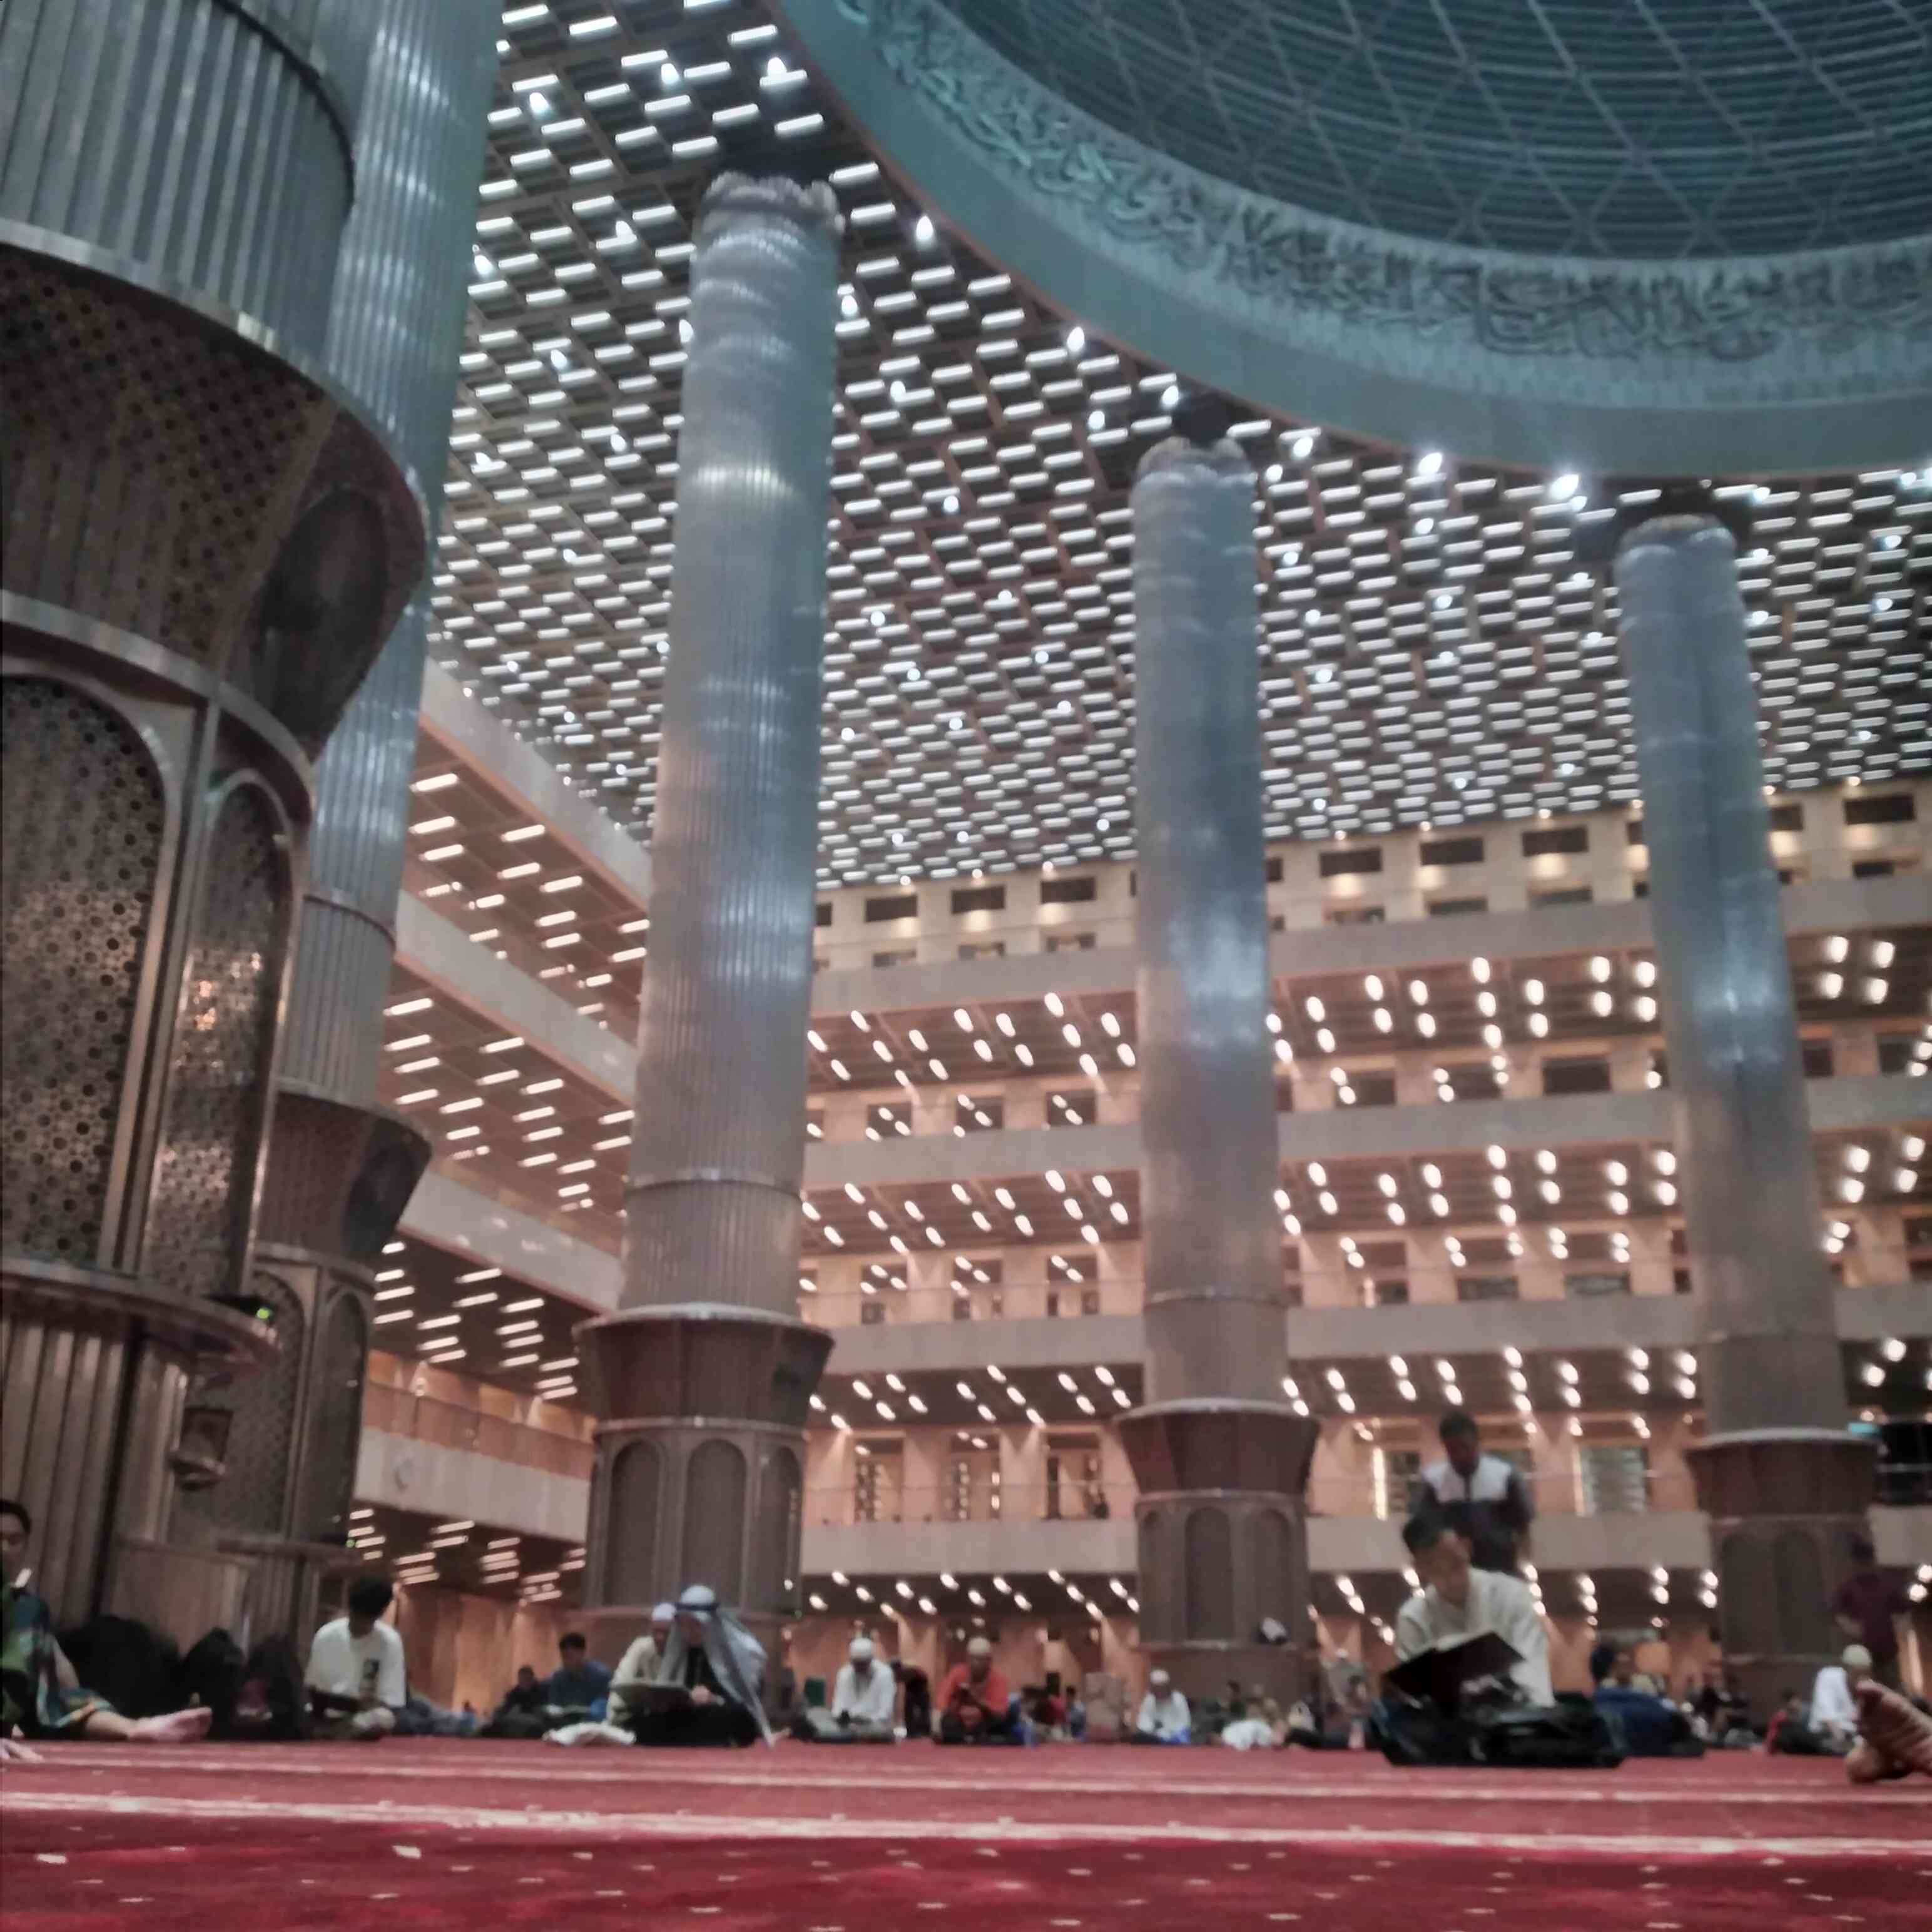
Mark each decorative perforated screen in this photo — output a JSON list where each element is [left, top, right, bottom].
[[0, 678, 166, 1266]]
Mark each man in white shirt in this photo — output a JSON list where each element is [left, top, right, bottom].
[[1809, 1644, 1871, 1751], [548, 1602, 676, 1746], [1132, 1669, 1191, 1744], [794, 1635, 898, 1742], [305, 1578, 407, 1739], [1393, 1514, 1553, 1706]]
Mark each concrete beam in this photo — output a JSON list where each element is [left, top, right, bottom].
[[355, 1427, 589, 1543], [399, 1167, 623, 1313], [419, 662, 650, 908]]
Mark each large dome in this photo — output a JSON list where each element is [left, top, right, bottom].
[[941, 0, 1931, 259]]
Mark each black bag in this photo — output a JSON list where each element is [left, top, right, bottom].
[[57, 1615, 180, 1720], [1466, 1693, 1626, 1769], [178, 1627, 247, 1729]]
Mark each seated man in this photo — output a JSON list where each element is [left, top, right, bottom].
[[1808, 1644, 1871, 1754], [1590, 1642, 1701, 1757], [633, 1584, 768, 1748], [793, 1635, 897, 1742], [544, 1631, 613, 1723], [304, 1577, 407, 1740], [1220, 1697, 1278, 1751], [1378, 1513, 1552, 1765], [487, 1665, 549, 1739], [550, 1603, 674, 1746], [1, 1498, 211, 1759], [937, 1637, 1017, 1744], [1132, 1668, 1191, 1744]]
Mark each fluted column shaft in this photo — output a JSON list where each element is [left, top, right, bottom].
[[622, 176, 841, 1313], [1614, 505, 1873, 1716], [282, 0, 498, 1105], [193, 3, 496, 1589], [576, 178, 839, 1657], [1615, 513, 1841, 1432], [1132, 437, 1284, 1403], [0, 0, 370, 355], [1118, 433, 1316, 1704]]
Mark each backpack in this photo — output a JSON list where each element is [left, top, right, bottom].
[[1466, 1693, 1627, 1769]]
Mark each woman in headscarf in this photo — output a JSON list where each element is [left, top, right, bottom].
[[634, 1584, 770, 1747]]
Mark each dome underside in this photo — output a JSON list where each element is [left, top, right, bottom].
[[943, 0, 1932, 259]]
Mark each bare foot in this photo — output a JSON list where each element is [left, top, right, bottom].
[[1854, 1680, 1932, 1778], [131, 1706, 214, 1744], [1, 1729, 44, 1766]]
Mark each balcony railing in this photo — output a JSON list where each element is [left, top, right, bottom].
[[797, 1246, 1923, 1329], [363, 1383, 594, 1481], [803, 1467, 1706, 1528]]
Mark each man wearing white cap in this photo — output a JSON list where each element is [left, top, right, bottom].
[[1132, 1669, 1192, 1744], [545, 1602, 676, 1746], [1809, 1643, 1873, 1752], [793, 1635, 898, 1742]]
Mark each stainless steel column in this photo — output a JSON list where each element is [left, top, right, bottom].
[[1117, 423, 1317, 1705], [0, 0, 421, 1625], [1613, 496, 1874, 1716], [180, 3, 498, 1622], [577, 176, 840, 1659]]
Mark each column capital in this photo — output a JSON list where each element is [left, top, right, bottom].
[[698, 171, 841, 245], [1575, 479, 1752, 568]]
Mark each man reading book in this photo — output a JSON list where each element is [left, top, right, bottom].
[[1394, 1513, 1552, 1704]]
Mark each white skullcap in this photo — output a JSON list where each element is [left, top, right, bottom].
[[651, 1602, 676, 1623], [1842, 1644, 1873, 1669], [849, 1636, 875, 1662], [967, 1635, 993, 1659], [1149, 1669, 1171, 1687], [676, 1584, 719, 1618]]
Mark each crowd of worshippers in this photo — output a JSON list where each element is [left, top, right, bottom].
[[7, 1487, 1930, 1783]]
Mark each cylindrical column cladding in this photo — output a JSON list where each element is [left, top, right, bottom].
[[0, 0, 372, 355], [1613, 505, 1876, 1716], [1118, 432, 1317, 1704], [1131, 435, 1284, 1403], [0, 1, 424, 1624], [620, 175, 841, 1311], [579, 176, 841, 1650], [200, 1, 498, 1593], [283, 0, 496, 1102]]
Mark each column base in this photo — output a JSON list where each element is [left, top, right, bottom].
[[577, 1306, 831, 1630], [1119, 1401, 1319, 1694], [1687, 1427, 1878, 1717]]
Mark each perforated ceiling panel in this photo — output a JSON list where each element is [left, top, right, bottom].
[[428, 1, 1931, 889]]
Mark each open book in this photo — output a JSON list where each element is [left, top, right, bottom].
[[611, 1679, 692, 1714], [1383, 1629, 1522, 1709]]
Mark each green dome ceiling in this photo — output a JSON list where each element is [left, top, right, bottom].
[[940, 0, 1932, 258]]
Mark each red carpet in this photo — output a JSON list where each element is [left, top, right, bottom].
[[4, 1740, 1927, 1928]]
